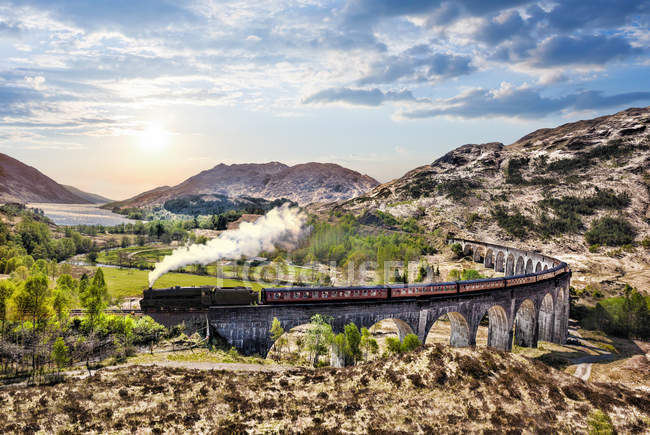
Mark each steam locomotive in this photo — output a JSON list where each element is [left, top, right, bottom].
[[140, 263, 569, 312]]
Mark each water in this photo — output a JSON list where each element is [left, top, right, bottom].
[[28, 203, 137, 226]]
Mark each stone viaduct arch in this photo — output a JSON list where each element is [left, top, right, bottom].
[[146, 239, 570, 357]]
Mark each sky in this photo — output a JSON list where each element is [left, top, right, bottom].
[[0, 0, 649, 200]]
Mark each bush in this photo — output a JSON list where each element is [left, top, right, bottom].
[[450, 243, 463, 259], [491, 206, 532, 238], [385, 337, 402, 355], [401, 334, 421, 353], [585, 217, 636, 246], [587, 410, 614, 435]]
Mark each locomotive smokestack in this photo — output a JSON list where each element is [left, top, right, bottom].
[[148, 204, 307, 287]]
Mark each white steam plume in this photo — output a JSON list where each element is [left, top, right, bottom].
[[148, 205, 307, 287]]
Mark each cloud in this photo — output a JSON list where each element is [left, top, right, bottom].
[[303, 87, 418, 106], [530, 34, 643, 67], [0, 84, 43, 117], [358, 48, 475, 85], [399, 84, 650, 119]]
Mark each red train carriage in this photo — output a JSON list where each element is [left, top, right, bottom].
[[390, 282, 457, 298], [459, 278, 505, 293], [263, 285, 388, 304], [505, 274, 537, 287]]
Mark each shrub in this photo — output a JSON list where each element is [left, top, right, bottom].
[[436, 178, 481, 201], [401, 334, 421, 353], [505, 157, 529, 184], [585, 217, 636, 246], [450, 243, 463, 259], [491, 206, 532, 238], [587, 410, 614, 435], [385, 337, 402, 355]]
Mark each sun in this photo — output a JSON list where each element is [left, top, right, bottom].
[[137, 123, 170, 151]]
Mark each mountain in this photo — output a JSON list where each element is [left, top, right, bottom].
[[62, 185, 112, 204], [329, 107, 650, 292], [107, 162, 379, 208], [0, 153, 90, 204]]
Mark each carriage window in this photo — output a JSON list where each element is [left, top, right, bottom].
[[371, 290, 376, 296]]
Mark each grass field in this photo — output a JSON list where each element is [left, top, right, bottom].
[[98, 267, 267, 301]]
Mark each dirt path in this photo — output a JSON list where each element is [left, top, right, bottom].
[[569, 329, 613, 381]]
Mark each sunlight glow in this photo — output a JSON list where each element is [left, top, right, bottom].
[[137, 123, 171, 151]]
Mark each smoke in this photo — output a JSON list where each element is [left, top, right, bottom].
[[148, 204, 307, 287]]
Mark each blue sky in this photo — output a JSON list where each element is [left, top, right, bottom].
[[0, 0, 649, 199]]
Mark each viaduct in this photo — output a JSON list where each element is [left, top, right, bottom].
[[147, 238, 571, 357]]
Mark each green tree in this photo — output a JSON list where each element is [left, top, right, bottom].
[[344, 322, 361, 364], [51, 284, 72, 325], [331, 333, 347, 367], [270, 317, 286, 357], [0, 280, 15, 338], [51, 337, 69, 374], [21, 273, 51, 329], [80, 268, 109, 331], [360, 327, 378, 360], [305, 314, 333, 367]]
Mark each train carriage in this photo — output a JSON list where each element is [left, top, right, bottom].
[[505, 274, 537, 287], [263, 285, 389, 304], [390, 282, 458, 298], [459, 278, 505, 293]]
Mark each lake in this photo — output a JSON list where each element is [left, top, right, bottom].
[[28, 203, 137, 226]]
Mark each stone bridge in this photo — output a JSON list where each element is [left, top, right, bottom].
[[148, 239, 570, 357]]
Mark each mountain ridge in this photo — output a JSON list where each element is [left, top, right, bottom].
[[0, 152, 91, 204], [106, 161, 380, 208]]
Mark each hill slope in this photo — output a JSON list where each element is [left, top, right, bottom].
[[332, 107, 650, 291], [1, 345, 647, 432], [62, 185, 112, 204], [108, 162, 379, 208], [0, 153, 90, 204]]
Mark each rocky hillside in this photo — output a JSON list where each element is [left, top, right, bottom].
[[62, 185, 112, 204], [331, 107, 650, 292], [1, 345, 647, 433], [0, 153, 90, 204], [108, 162, 379, 208]]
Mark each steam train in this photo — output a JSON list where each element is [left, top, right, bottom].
[[140, 263, 569, 312]]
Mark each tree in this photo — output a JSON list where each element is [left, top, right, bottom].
[[360, 327, 378, 361], [270, 317, 286, 358], [79, 273, 89, 294], [86, 250, 98, 263], [344, 323, 361, 364], [331, 333, 347, 368], [18, 273, 50, 375], [305, 314, 333, 367], [51, 284, 72, 325], [80, 268, 109, 331], [0, 280, 15, 339], [51, 337, 69, 374], [22, 273, 51, 330]]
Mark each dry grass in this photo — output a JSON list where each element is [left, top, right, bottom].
[[2, 345, 648, 433]]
